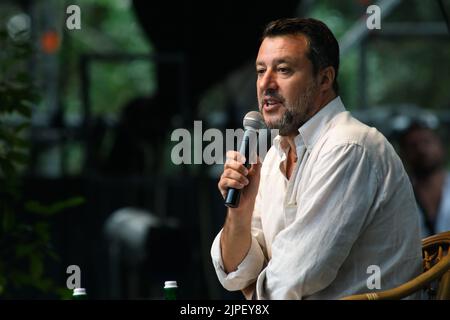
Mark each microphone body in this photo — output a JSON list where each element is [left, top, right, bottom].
[[224, 111, 265, 208], [224, 129, 255, 208]]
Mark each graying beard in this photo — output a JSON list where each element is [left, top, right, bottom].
[[278, 110, 302, 136], [264, 80, 317, 136]]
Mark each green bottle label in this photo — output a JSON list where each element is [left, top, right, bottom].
[[73, 294, 88, 300], [164, 287, 177, 300], [72, 288, 88, 300]]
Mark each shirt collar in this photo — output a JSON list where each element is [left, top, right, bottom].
[[273, 96, 346, 157]]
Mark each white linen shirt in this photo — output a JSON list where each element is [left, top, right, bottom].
[[211, 96, 423, 299]]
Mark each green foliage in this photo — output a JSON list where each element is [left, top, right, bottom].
[[309, 0, 450, 111], [25, 197, 85, 216], [0, 23, 84, 299], [61, 0, 155, 122]]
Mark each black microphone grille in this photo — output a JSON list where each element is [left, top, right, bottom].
[[243, 111, 265, 130]]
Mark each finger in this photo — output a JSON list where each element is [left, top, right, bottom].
[[218, 175, 248, 197], [220, 177, 247, 190], [222, 169, 249, 186], [218, 180, 227, 198], [224, 159, 249, 176], [218, 171, 249, 194], [226, 150, 246, 164]]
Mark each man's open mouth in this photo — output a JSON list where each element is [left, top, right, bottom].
[[263, 98, 283, 111]]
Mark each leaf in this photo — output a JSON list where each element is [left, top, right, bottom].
[[16, 244, 35, 258], [35, 222, 50, 243], [25, 197, 86, 216], [0, 179, 20, 200], [8, 151, 29, 164], [14, 137, 30, 149], [0, 158, 17, 179], [56, 288, 74, 300], [30, 253, 44, 280], [0, 122, 32, 151], [0, 127, 14, 144], [2, 208, 16, 232], [46, 246, 60, 262], [11, 272, 32, 288], [28, 91, 41, 104], [34, 278, 53, 293], [15, 72, 30, 83], [13, 122, 30, 134], [15, 104, 31, 118]]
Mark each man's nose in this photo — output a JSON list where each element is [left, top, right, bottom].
[[259, 69, 278, 92]]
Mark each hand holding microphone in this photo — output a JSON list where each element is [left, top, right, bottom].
[[218, 111, 265, 209]]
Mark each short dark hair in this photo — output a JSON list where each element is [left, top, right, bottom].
[[262, 18, 340, 94]]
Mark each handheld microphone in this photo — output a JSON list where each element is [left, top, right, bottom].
[[224, 111, 265, 208]]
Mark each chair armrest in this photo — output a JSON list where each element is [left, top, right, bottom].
[[341, 253, 450, 300]]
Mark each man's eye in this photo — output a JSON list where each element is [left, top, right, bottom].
[[256, 69, 266, 76], [278, 67, 291, 74]]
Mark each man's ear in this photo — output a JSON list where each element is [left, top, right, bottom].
[[319, 66, 335, 92]]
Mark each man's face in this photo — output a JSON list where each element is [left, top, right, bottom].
[[256, 34, 320, 136], [402, 128, 445, 175]]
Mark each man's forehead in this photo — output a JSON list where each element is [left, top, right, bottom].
[[256, 34, 309, 64]]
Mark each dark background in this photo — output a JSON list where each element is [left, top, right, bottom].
[[0, 0, 449, 299]]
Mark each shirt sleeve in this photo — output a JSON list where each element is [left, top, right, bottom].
[[256, 143, 379, 299], [210, 187, 268, 292]]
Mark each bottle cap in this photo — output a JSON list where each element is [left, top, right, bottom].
[[164, 281, 178, 288], [73, 288, 87, 295]]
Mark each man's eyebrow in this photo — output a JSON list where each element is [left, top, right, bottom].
[[255, 57, 296, 67]]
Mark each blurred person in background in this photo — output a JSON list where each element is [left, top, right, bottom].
[[399, 122, 450, 237]]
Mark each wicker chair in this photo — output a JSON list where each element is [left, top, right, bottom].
[[341, 230, 450, 300]]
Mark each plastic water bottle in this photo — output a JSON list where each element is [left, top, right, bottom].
[[72, 288, 88, 300], [164, 281, 178, 300]]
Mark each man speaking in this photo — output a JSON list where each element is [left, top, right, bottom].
[[211, 18, 422, 299]]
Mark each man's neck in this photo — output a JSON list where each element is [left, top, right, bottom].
[[283, 134, 298, 180], [282, 92, 337, 152], [284, 134, 297, 152], [282, 91, 338, 179]]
